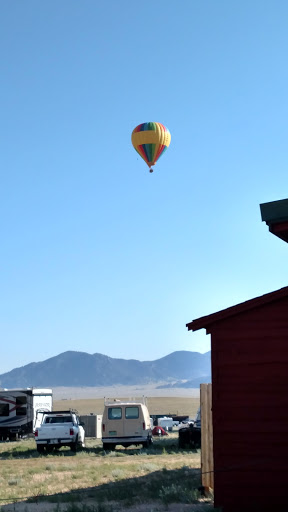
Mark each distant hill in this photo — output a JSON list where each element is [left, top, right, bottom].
[[0, 350, 211, 388]]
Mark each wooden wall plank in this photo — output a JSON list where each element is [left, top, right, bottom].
[[200, 383, 213, 490]]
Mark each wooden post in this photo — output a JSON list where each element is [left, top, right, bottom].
[[200, 383, 214, 490]]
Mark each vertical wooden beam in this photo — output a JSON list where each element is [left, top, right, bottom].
[[208, 383, 214, 489], [200, 383, 213, 490]]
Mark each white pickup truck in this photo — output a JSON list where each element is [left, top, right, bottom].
[[34, 410, 85, 453]]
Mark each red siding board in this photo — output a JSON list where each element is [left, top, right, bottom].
[[215, 334, 288, 347], [214, 360, 288, 373], [215, 470, 288, 486], [212, 392, 288, 407], [214, 430, 288, 447], [213, 413, 288, 428], [213, 343, 288, 363], [214, 481, 288, 512], [215, 501, 287, 512], [214, 467, 288, 510], [216, 446, 288, 461]]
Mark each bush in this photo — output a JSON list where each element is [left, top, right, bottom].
[[159, 483, 199, 505]]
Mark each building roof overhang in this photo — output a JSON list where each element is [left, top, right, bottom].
[[186, 286, 288, 333], [260, 198, 288, 243]]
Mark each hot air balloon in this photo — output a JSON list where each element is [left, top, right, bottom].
[[131, 122, 171, 173]]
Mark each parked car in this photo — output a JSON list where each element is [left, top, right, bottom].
[[178, 407, 201, 449], [34, 410, 85, 453]]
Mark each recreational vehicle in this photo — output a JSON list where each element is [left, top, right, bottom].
[[0, 388, 53, 440]]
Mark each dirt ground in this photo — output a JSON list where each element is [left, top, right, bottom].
[[1, 501, 213, 511]]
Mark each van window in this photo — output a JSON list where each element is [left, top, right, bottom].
[[108, 407, 122, 420], [125, 406, 139, 419]]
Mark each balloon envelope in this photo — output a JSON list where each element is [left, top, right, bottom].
[[131, 122, 171, 171]]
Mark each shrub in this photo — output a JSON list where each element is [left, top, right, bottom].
[[159, 483, 199, 505]]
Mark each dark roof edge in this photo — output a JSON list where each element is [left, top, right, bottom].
[[260, 199, 288, 224], [186, 286, 288, 332]]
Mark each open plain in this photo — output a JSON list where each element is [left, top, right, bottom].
[[0, 387, 214, 512], [52, 385, 201, 419]]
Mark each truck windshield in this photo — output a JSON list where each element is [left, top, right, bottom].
[[45, 416, 72, 423]]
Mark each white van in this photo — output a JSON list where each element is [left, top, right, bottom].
[[102, 398, 152, 450]]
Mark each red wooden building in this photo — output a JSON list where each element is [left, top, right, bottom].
[[187, 287, 288, 512]]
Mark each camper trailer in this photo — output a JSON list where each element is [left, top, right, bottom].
[[158, 416, 174, 432], [0, 388, 53, 440], [102, 398, 152, 450]]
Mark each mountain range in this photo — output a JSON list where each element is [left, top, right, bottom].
[[0, 350, 211, 388]]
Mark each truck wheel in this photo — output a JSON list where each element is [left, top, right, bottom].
[[179, 439, 186, 449], [143, 437, 153, 449], [79, 435, 85, 449], [70, 436, 78, 451], [103, 443, 113, 451], [103, 443, 114, 451], [37, 445, 44, 453]]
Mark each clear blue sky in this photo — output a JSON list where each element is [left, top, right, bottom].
[[1, 1, 288, 375]]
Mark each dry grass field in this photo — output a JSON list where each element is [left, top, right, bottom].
[[52, 386, 200, 419], [53, 396, 200, 419], [0, 436, 214, 512], [0, 388, 213, 512]]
